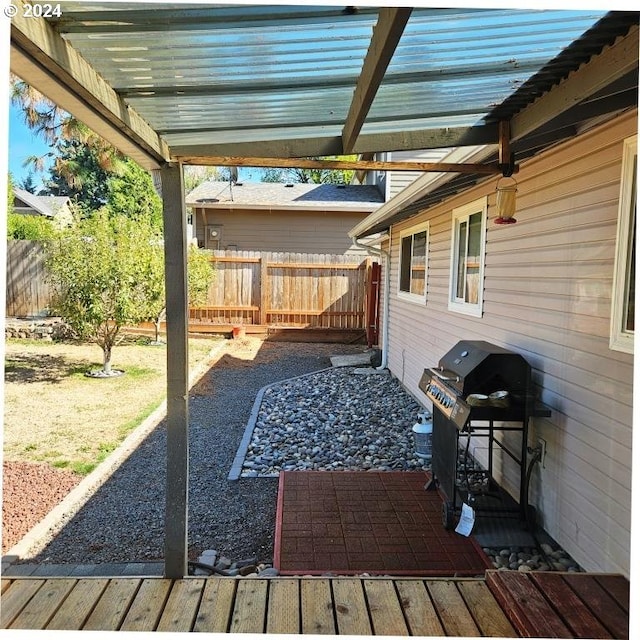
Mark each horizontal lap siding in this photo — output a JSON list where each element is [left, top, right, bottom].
[[197, 208, 368, 255], [386, 110, 636, 576]]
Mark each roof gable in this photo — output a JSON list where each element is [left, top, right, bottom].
[[13, 189, 71, 217]]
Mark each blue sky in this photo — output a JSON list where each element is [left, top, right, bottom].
[[8, 102, 53, 190], [7, 100, 263, 188]]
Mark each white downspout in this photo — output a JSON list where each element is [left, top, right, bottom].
[[353, 233, 391, 370]]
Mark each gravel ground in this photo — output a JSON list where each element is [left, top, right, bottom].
[[2, 462, 83, 553], [5, 338, 380, 566]]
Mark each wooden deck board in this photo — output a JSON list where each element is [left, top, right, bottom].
[[1, 578, 45, 628], [9, 578, 76, 630], [156, 578, 205, 632], [230, 579, 268, 633], [594, 574, 630, 613], [193, 577, 236, 632], [529, 572, 613, 639], [47, 578, 109, 630], [562, 573, 629, 640], [364, 578, 409, 636], [0, 573, 630, 637], [301, 579, 336, 635], [119, 578, 170, 632], [488, 570, 576, 637], [332, 578, 372, 636], [267, 578, 300, 634], [427, 579, 481, 637], [83, 578, 141, 630], [457, 579, 517, 637], [394, 579, 445, 636]]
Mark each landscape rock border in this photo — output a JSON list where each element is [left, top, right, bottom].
[[227, 367, 336, 480]]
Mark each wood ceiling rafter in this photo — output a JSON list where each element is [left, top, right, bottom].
[[9, 1, 170, 170], [510, 24, 639, 142], [167, 123, 498, 159], [177, 154, 510, 176], [341, 7, 412, 154]]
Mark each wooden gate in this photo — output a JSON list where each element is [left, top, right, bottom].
[[188, 250, 373, 338], [365, 261, 381, 347], [5, 240, 52, 317]]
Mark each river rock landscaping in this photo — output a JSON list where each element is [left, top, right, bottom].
[[239, 367, 428, 477]]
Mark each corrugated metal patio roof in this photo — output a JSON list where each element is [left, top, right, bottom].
[[12, 3, 632, 166], [8, 2, 638, 581], [56, 6, 603, 147]]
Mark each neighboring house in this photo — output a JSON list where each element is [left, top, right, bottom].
[[12, 188, 73, 228], [351, 102, 637, 579], [357, 148, 456, 201], [185, 181, 383, 255]]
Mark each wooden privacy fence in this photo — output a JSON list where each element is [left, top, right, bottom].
[[5, 243, 379, 340], [5, 240, 52, 317], [189, 250, 374, 333]]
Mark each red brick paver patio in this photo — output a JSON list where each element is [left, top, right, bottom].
[[274, 471, 492, 576]]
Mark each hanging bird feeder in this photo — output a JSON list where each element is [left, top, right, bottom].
[[494, 176, 518, 224]]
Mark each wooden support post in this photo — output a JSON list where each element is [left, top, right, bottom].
[[498, 121, 516, 177], [161, 163, 189, 579]]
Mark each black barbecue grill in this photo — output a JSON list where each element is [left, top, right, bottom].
[[418, 340, 550, 530]]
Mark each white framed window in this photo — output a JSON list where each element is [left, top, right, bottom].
[[610, 135, 637, 354], [449, 197, 488, 317], [398, 222, 429, 302]]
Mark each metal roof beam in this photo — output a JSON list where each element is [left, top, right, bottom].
[[511, 24, 639, 141], [168, 124, 498, 159], [10, 4, 170, 170], [342, 7, 412, 154]]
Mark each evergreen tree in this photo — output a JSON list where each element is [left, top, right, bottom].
[[107, 158, 162, 228], [18, 172, 38, 194], [41, 139, 114, 216]]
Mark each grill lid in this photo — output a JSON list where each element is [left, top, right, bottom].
[[437, 340, 529, 396]]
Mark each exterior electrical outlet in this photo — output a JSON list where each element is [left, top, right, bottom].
[[538, 438, 547, 468]]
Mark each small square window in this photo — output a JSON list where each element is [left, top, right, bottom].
[[398, 223, 429, 302]]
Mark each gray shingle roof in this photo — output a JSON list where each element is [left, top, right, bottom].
[[13, 189, 71, 218], [185, 181, 383, 209]]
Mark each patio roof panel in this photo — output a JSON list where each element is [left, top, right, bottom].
[[39, 3, 612, 156]]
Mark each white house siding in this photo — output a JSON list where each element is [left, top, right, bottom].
[[193, 208, 369, 255], [388, 149, 454, 199], [385, 110, 636, 577]]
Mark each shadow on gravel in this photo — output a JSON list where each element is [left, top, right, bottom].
[[13, 339, 368, 570]]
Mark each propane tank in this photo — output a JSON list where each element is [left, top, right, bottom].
[[412, 411, 433, 461]]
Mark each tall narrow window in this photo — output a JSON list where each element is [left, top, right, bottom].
[[398, 223, 428, 302], [610, 135, 637, 354], [449, 197, 487, 317]]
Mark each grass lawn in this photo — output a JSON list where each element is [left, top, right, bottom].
[[3, 335, 224, 475]]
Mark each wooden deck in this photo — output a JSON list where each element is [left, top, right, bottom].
[[0, 571, 629, 636]]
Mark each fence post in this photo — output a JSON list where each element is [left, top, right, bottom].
[[259, 253, 269, 326]]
